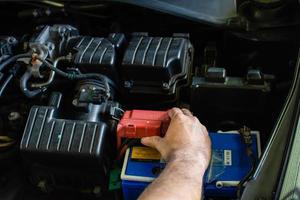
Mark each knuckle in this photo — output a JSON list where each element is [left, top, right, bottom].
[[183, 108, 193, 115], [178, 115, 186, 122], [174, 113, 184, 121], [182, 108, 189, 113], [172, 107, 180, 113], [192, 116, 199, 122]]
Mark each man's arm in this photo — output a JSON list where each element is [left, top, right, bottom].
[[138, 108, 211, 200]]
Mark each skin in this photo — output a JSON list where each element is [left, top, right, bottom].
[[139, 108, 211, 200]]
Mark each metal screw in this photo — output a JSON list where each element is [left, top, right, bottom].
[[46, 42, 54, 51], [93, 186, 101, 195], [72, 99, 78, 106], [162, 82, 170, 90], [8, 112, 20, 121], [45, 9, 51, 16], [37, 180, 48, 192], [124, 81, 132, 88], [32, 9, 38, 17], [8, 37, 16, 44]]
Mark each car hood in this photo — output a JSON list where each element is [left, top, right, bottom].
[[114, 0, 237, 25]]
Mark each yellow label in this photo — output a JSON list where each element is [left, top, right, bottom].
[[131, 147, 161, 160]]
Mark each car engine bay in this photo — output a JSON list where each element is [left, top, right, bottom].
[[0, 2, 299, 200]]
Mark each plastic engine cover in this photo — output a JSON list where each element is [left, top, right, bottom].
[[121, 34, 193, 103], [66, 36, 118, 81], [20, 104, 110, 190]]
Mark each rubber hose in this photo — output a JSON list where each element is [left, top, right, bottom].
[[0, 53, 31, 72], [42, 59, 111, 97], [20, 70, 44, 98]]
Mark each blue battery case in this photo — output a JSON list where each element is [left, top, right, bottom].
[[121, 131, 261, 200]]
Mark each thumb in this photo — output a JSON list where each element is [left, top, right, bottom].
[[141, 136, 164, 151]]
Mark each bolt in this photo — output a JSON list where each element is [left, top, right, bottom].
[[45, 9, 51, 16], [188, 47, 193, 55], [46, 43, 54, 51], [8, 37, 16, 44], [36, 25, 44, 31], [37, 180, 47, 192], [8, 112, 20, 121], [162, 82, 170, 90], [72, 99, 78, 106], [32, 9, 38, 17], [124, 81, 132, 88], [93, 186, 101, 195]]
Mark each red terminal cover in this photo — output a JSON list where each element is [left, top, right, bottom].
[[117, 110, 170, 148]]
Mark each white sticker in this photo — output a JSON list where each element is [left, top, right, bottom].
[[224, 150, 232, 166]]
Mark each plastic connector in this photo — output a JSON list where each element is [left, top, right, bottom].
[[239, 126, 253, 157], [117, 110, 170, 148], [239, 126, 252, 146]]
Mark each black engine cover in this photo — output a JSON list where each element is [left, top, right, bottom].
[[20, 96, 111, 190], [66, 36, 119, 82], [121, 33, 193, 105]]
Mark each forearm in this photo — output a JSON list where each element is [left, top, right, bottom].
[[138, 153, 206, 200]]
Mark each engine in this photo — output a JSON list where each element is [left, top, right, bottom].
[[0, 18, 291, 199], [0, 25, 192, 194]]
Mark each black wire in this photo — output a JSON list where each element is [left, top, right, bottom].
[[235, 126, 257, 198], [0, 74, 13, 97], [0, 53, 31, 72], [41, 58, 111, 98], [236, 129, 256, 198], [126, 139, 140, 148], [119, 139, 131, 151], [117, 139, 141, 165], [236, 155, 256, 198], [118, 138, 141, 151]]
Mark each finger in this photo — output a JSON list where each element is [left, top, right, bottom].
[[141, 136, 164, 152], [168, 107, 183, 119], [200, 124, 209, 136], [181, 108, 193, 117]]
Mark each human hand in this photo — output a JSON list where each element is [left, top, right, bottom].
[[141, 108, 211, 170]]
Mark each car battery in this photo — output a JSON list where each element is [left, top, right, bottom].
[[121, 131, 261, 200]]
